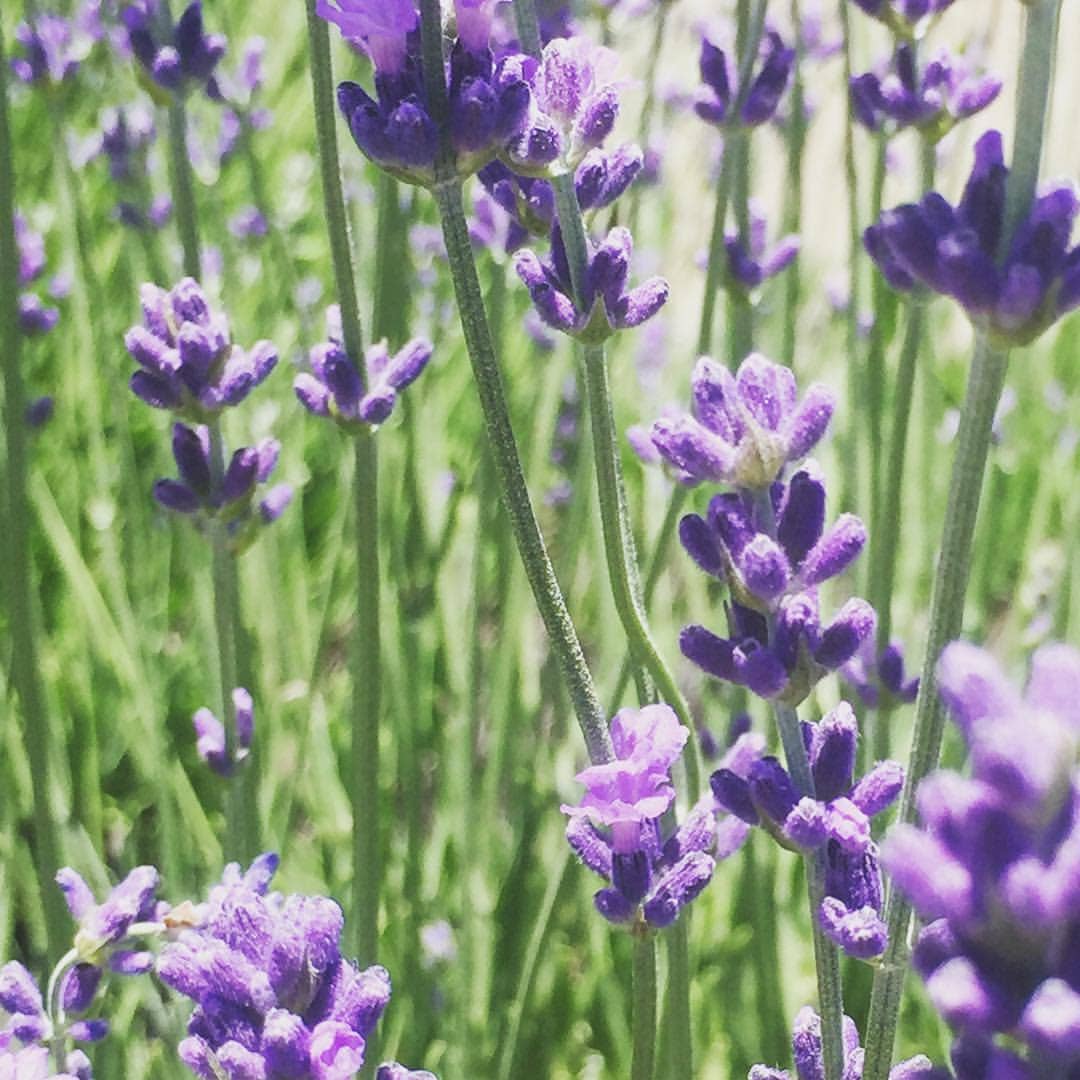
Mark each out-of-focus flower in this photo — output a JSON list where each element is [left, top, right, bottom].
[[748, 1006, 945, 1078], [122, 0, 226, 95], [883, 640, 1080, 1076], [12, 13, 91, 86], [850, 45, 1001, 142], [125, 278, 277, 418], [193, 687, 253, 776], [849, 0, 956, 37], [865, 130, 1080, 346], [695, 30, 794, 129], [726, 200, 800, 294], [842, 639, 919, 708], [15, 215, 60, 336]]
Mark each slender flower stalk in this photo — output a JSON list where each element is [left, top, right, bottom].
[[0, 18, 67, 953], [417, 0, 612, 766], [866, 141, 935, 763], [861, 5, 1062, 1074], [162, 81, 256, 861], [302, 0, 382, 966], [631, 934, 658, 1080], [696, 0, 769, 359], [782, 0, 807, 367]]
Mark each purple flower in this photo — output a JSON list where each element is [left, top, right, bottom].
[[841, 639, 920, 708], [883, 640, 1080, 1071], [865, 130, 1080, 345], [12, 14, 87, 86], [726, 200, 800, 293], [295, 312, 434, 430], [562, 705, 736, 928], [327, 2, 531, 185], [97, 105, 156, 182], [56, 865, 162, 962], [227, 206, 269, 240], [851, 45, 1001, 140], [713, 703, 901, 958], [193, 687, 254, 776], [15, 214, 60, 337], [748, 1006, 945, 1078], [695, 30, 794, 129], [122, 0, 225, 95], [126, 278, 278, 418], [159, 855, 393, 1080], [649, 354, 835, 489], [376, 1065, 438, 1080], [849, 0, 956, 35], [153, 424, 292, 550], [514, 225, 668, 343]]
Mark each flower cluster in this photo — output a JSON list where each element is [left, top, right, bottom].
[[507, 36, 621, 176], [12, 13, 90, 87], [849, 0, 956, 36], [649, 355, 834, 490], [850, 45, 1001, 141], [16, 213, 60, 337], [0, 963, 96, 1079], [725, 201, 800, 295], [122, 0, 226, 96], [159, 854, 393, 1079], [883, 641, 1080, 1075], [866, 130, 1080, 346], [94, 106, 173, 231], [677, 467, 875, 704], [562, 706, 736, 930], [295, 314, 434, 431], [153, 423, 292, 551], [514, 226, 668, 343], [713, 703, 902, 958], [842, 639, 919, 709], [695, 30, 795, 129], [749, 1006, 944, 1078], [193, 687, 254, 777], [125, 279, 278, 418], [324, 0, 530, 186], [477, 143, 642, 252]]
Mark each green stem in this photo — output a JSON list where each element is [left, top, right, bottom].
[[166, 98, 200, 279], [631, 934, 658, 1080], [303, 0, 382, 965], [0, 20, 66, 952], [837, 0, 861, 513], [697, 148, 735, 357], [864, 137, 889, 530], [782, 0, 806, 367], [862, 2, 1060, 1071], [866, 143, 935, 764], [419, 0, 611, 766]]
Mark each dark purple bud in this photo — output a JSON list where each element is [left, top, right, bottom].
[[748, 756, 800, 826], [385, 338, 434, 390], [810, 703, 858, 802], [738, 535, 792, 601], [450, 76, 497, 153], [650, 417, 733, 482], [680, 625, 736, 681], [295, 373, 331, 417], [220, 448, 258, 504], [154, 479, 200, 513], [594, 887, 636, 923], [814, 599, 876, 670], [386, 99, 439, 169], [679, 514, 724, 577], [259, 485, 293, 523], [612, 850, 651, 904], [740, 34, 794, 126], [799, 513, 867, 585], [566, 816, 613, 878], [613, 277, 669, 329], [710, 769, 759, 824], [850, 760, 904, 818], [912, 918, 960, 980], [819, 897, 888, 959], [643, 851, 715, 929], [575, 86, 619, 154], [171, 423, 211, 496], [61, 964, 102, 1014], [778, 466, 827, 567]]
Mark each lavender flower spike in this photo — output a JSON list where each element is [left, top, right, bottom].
[[695, 30, 795, 129], [849, 0, 956, 37], [562, 705, 736, 929], [748, 1005, 945, 1078], [326, 1, 532, 185], [514, 225, 668, 343], [122, 1, 226, 96], [882, 640, 1080, 1074], [13, 13, 88, 86], [866, 130, 1080, 346], [712, 702, 902, 959], [159, 855, 393, 1080], [126, 278, 278, 419], [651, 353, 835, 490], [726, 200, 800, 294], [296, 312, 434, 430]]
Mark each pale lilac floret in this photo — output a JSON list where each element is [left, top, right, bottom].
[[562, 706, 732, 929], [193, 687, 254, 776], [315, 0, 417, 72], [650, 354, 835, 490]]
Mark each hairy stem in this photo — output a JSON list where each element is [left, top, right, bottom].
[[303, 0, 382, 963], [631, 934, 658, 1080]]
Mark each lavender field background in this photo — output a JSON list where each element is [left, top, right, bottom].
[[3, 0, 1080, 1077]]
